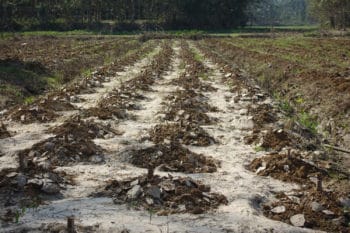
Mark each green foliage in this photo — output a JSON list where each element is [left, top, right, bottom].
[[15, 207, 26, 223], [279, 101, 294, 116], [298, 111, 318, 134], [46, 76, 61, 88], [0, 0, 256, 31], [273, 92, 294, 116], [247, 0, 310, 26], [254, 146, 265, 152], [24, 96, 35, 105], [308, 0, 350, 29]]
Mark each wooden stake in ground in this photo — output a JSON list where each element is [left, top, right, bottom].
[[67, 216, 75, 233], [148, 165, 154, 180]]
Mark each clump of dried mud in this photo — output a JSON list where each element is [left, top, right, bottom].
[[49, 117, 120, 140], [150, 122, 215, 146], [163, 90, 217, 125], [263, 188, 350, 232], [249, 153, 328, 184], [0, 122, 11, 139], [18, 132, 104, 167], [94, 174, 228, 215], [6, 97, 75, 124], [124, 142, 218, 173]]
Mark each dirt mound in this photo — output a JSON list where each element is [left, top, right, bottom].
[[105, 88, 145, 110], [171, 73, 217, 92], [83, 105, 129, 121], [260, 129, 293, 151], [49, 117, 120, 140], [0, 165, 71, 220], [7, 97, 75, 124], [249, 153, 328, 184], [248, 104, 277, 127], [124, 70, 155, 91], [0, 123, 11, 139], [150, 122, 215, 146], [164, 89, 217, 112], [163, 90, 216, 125], [164, 108, 214, 125], [18, 133, 104, 167], [94, 174, 228, 215], [178, 42, 217, 92], [263, 188, 350, 232], [123, 43, 173, 92], [82, 87, 142, 120], [7, 105, 58, 124], [244, 127, 292, 149], [126, 143, 218, 173]]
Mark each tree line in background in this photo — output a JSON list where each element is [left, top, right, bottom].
[[0, 0, 254, 31], [0, 0, 349, 31], [247, 0, 309, 26], [308, 0, 350, 29]]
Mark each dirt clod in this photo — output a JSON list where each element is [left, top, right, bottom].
[[49, 117, 120, 139], [263, 188, 350, 232], [125, 142, 218, 173], [18, 134, 104, 167], [0, 122, 11, 139], [249, 153, 328, 184], [6, 97, 75, 124], [150, 122, 215, 146], [94, 174, 228, 215]]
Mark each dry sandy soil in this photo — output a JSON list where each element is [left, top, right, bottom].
[[0, 38, 349, 233]]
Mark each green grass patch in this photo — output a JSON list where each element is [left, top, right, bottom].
[[46, 76, 61, 88], [24, 96, 36, 105], [0, 30, 95, 39], [298, 111, 318, 134], [254, 146, 265, 152], [194, 53, 203, 62]]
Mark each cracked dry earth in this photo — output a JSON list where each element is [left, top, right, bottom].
[[0, 40, 326, 233]]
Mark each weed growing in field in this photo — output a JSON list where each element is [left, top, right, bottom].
[[298, 111, 318, 134], [194, 53, 203, 62], [254, 146, 265, 152], [24, 96, 35, 104], [46, 76, 61, 88], [15, 207, 26, 223], [273, 92, 294, 116], [82, 69, 93, 77]]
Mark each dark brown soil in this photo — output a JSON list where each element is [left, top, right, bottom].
[[163, 90, 216, 125], [150, 122, 215, 146], [260, 129, 293, 151], [0, 163, 71, 221], [249, 153, 328, 184], [18, 134, 104, 167], [49, 117, 121, 139], [164, 89, 217, 113], [127, 142, 218, 173], [263, 188, 350, 232], [0, 122, 11, 139], [164, 108, 214, 125], [170, 73, 217, 92], [82, 106, 129, 121], [248, 104, 277, 127], [6, 97, 75, 124], [94, 174, 228, 215]]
